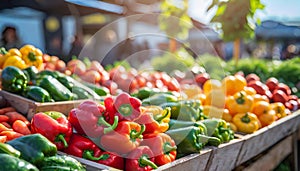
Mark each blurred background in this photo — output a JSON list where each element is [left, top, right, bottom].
[[0, 0, 299, 65]]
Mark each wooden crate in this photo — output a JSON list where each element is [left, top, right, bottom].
[[205, 138, 244, 171], [156, 148, 212, 171], [0, 90, 86, 119], [235, 111, 300, 166], [237, 135, 293, 171]]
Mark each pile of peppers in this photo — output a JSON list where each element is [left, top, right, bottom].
[[65, 93, 178, 170], [29, 91, 235, 170]]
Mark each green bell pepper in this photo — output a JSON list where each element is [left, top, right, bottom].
[[72, 86, 91, 100], [168, 119, 208, 135], [23, 66, 38, 83], [7, 134, 57, 165], [1, 66, 28, 93], [39, 155, 86, 171], [38, 75, 74, 101], [132, 87, 173, 100], [82, 81, 110, 96], [0, 154, 39, 171], [0, 142, 21, 158], [161, 100, 203, 121], [25, 86, 53, 103], [166, 126, 220, 155], [142, 93, 178, 106], [200, 118, 235, 143]]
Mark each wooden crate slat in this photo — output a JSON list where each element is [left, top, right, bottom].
[[242, 135, 293, 171], [236, 112, 300, 165], [206, 138, 244, 171]]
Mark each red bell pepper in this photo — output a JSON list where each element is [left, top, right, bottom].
[[97, 151, 124, 170], [106, 92, 142, 121], [31, 111, 72, 150], [64, 134, 102, 160], [135, 107, 171, 134], [68, 100, 118, 138], [104, 96, 117, 125], [126, 146, 158, 171], [100, 121, 145, 155], [64, 133, 124, 170], [142, 133, 177, 166]]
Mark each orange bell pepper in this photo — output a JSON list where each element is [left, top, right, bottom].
[[135, 106, 171, 134], [222, 75, 247, 96], [100, 121, 145, 155], [258, 110, 277, 127]]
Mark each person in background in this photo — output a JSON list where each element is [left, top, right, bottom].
[[67, 35, 83, 62], [0, 26, 22, 50]]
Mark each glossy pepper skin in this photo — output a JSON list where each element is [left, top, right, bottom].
[[233, 112, 261, 134], [7, 134, 57, 165], [38, 155, 85, 171], [0, 154, 39, 171], [113, 92, 142, 121], [168, 119, 208, 135], [136, 106, 171, 134], [200, 118, 235, 143], [0, 142, 21, 158], [100, 121, 145, 155], [166, 126, 220, 155], [97, 151, 124, 170], [63, 134, 103, 161], [38, 75, 74, 101], [31, 111, 72, 150], [126, 146, 158, 171], [68, 100, 118, 138], [1, 66, 28, 93], [24, 86, 52, 103], [226, 91, 254, 115], [19, 44, 43, 70], [160, 100, 202, 122], [22, 66, 39, 85], [142, 93, 178, 106], [142, 133, 177, 166]]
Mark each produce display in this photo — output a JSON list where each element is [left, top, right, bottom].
[[0, 44, 300, 170]]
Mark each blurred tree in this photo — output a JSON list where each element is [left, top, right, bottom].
[[207, 0, 265, 64], [159, 0, 192, 52]]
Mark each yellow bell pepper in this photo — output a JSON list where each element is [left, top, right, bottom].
[[20, 45, 43, 69], [226, 91, 254, 116], [2, 55, 27, 69], [228, 122, 238, 132], [0, 48, 22, 68], [270, 102, 287, 119], [233, 112, 260, 134]]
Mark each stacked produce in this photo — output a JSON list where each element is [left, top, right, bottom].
[[192, 73, 299, 134], [0, 134, 85, 170], [0, 66, 109, 102]]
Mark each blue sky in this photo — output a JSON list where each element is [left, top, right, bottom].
[[189, 0, 300, 24]]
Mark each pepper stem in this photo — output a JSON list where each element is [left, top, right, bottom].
[[236, 92, 245, 104], [241, 113, 251, 123], [154, 108, 170, 122], [56, 134, 68, 148], [118, 104, 133, 116], [163, 142, 177, 154], [83, 150, 109, 161], [98, 116, 111, 127], [131, 124, 145, 139], [103, 116, 119, 134], [139, 155, 158, 169]]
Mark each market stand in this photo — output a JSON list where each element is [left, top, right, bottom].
[[0, 88, 299, 171]]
